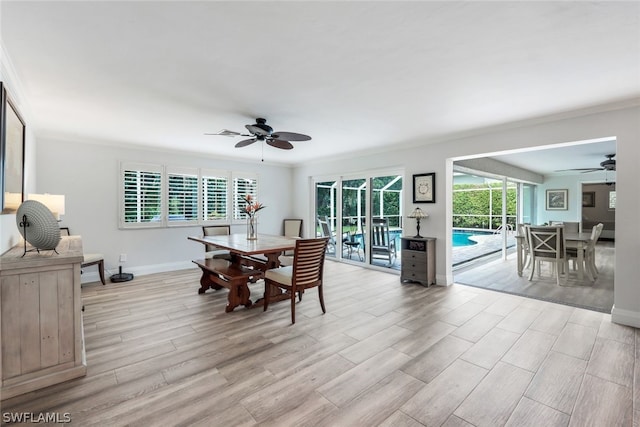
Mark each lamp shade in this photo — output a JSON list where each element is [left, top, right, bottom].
[[408, 207, 428, 219], [4, 192, 22, 210], [28, 194, 65, 220]]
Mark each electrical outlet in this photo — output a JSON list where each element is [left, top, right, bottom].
[[119, 253, 127, 262]]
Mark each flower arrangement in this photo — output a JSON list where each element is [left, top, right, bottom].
[[240, 194, 266, 218], [241, 195, 265, 240]]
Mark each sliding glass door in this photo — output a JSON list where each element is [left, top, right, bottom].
[[313, 170, 403, 269]]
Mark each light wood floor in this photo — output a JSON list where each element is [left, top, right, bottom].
[[2, 261, 637, 426]]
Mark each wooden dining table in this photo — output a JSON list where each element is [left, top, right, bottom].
[[515, 231, 593, 281], [188, 234, 297, 311]]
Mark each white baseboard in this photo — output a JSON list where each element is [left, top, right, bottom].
[[611, 305, 640, 328], [81, 260, 195, 284]]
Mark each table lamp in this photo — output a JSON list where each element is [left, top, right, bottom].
[[408, 207, 428, 238], [28, 194, 65, 220]]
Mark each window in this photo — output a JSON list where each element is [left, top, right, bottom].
[[609, 191, 616, 209], [202, 169, 229, 221], [167, 167, 198, 224], [120, 163, 257, 228], [121, 163, 162, 228], [233, 174, 258, 220]]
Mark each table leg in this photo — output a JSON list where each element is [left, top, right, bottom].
[[250, 252, 290, 308], [198, 270, 222, 294]]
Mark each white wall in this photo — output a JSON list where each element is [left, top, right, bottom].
[[293, 105, 640, 328], [36, 138, 294, 280]]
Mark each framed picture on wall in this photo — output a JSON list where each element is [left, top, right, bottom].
[[582, 191, 595, 207], [413, 173, 435, 203], [0, 82, 26, 213], [546, 189, 568, 210]]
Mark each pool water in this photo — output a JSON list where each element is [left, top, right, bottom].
[[453, 230, 493, 247]]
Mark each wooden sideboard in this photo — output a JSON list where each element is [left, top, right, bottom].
[[0, 236, 87, 400], [400, 237, 436, 287]]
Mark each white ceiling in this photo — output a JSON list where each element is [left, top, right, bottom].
[[1, 1, 639, 167]]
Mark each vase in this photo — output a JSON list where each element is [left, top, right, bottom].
[[247, 215, 258, 240]]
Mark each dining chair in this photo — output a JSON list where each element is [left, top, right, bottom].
[[517, 223, 532, 271], [202, 225, 232, 260], [526, 225, 568, 285], [282, 219, 303, 253], [276, 218, 304, 266], [567, 222, 603, 279], [549, 221, 580, 233], [60, 227, 106, 285], [263, 237, 330, 324]]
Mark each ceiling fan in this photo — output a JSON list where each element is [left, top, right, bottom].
[[206, 118, 311, 150], [557, 153, 616, 173]]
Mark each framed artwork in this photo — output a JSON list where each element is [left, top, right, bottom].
[[582, 191, 596, 208], [413, 173, 435, 203], [0, 82, 26, 214], [546, 189, 568, 210]]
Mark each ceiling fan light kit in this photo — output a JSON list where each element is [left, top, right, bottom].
[[206, 118, 311, 152]]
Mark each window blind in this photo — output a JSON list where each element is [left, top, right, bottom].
[[233, 175, 258, 220], [121, 163, 163, 227], [202, 170, 228, 221], [167, 167, 198, 223]]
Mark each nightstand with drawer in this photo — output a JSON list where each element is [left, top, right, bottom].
[[400, 237, 436, 286]]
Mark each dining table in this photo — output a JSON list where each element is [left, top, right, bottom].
[[188, 234, 297, 311], [515, 231, 594, 281]]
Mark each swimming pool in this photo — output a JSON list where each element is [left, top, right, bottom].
[[453, 230, 493, 247]]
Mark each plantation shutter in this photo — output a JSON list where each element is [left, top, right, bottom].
[[121, 162, 163, 228], [166, 166, 198, 224], [232, 174, 258, 220], [202, 169, 229, 221]]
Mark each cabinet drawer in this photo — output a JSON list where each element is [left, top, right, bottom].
[[402, 260, 427, 273], [402, 270, 428, 281], [402, 250, 424, 261]]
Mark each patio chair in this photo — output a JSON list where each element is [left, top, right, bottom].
[[367, 217, 397, 266], [263, 237, 330, 324], [317, 216, 337, 253]]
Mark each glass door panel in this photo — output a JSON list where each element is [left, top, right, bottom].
[[341, 178, 366, 263], [369, 174, 403, 268], [315, 180, 337, 258]]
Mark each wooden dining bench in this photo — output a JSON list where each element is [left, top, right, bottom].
[[192, 258, 264, 312]]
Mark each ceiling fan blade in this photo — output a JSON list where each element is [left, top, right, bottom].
[[235, 138, 257, 148], [555, 168, 602, 172], [272, 131, 311, 141], [205, 129, 252, 137], [218, 129, 242, 136], [267, 139, 294, 150]]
